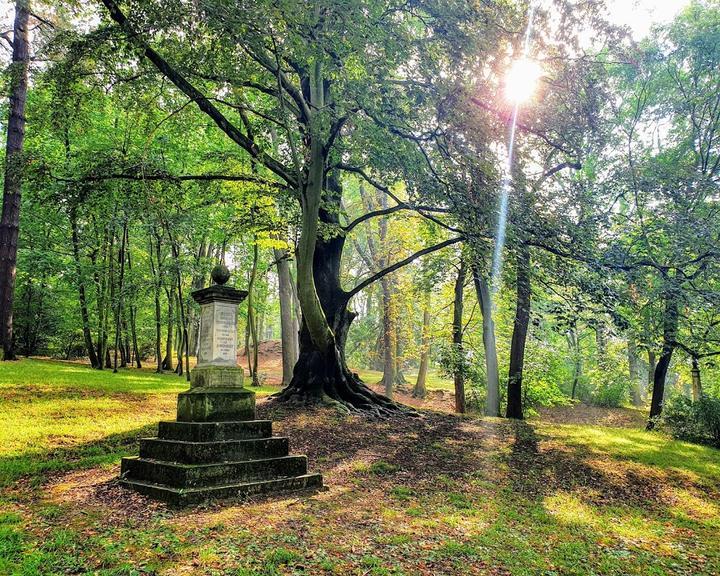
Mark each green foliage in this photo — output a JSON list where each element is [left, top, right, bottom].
[[663, 395, 720, 448]]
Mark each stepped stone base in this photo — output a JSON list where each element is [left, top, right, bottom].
[[120, 474, 324, 506], [177, 387, 255, 422], [120, 390, 323, 505]]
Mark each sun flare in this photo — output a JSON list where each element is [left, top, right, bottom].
[[504, 58, 542, 103]]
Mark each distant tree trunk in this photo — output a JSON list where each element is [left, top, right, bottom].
[[507, 243, 530, 420], [595, 323, 607, 367], [647, 349, 656, 399], [102, 224, 115, 369], [413, 296, 431, 399], [275, 247, 298, 386], [188, 237, 209, 355], [452, 259, 467, 414], [648, 286, 678, 428], [149, 231, 163, 372], [691, 357, 702, 402], [628, 334, 642, 406], [567, 324, 582, 400], [0, 1, 29, 360], [471, 264, 500, 417], [163, 286, 174, 371], [70, 206, 99, 368], [381, 276, 397, 399], [395, 327, 407, 386], [247, 240, 260, 386], [113, 220, 128, 373]]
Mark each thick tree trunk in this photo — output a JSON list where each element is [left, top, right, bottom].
[[452, 260, 467, 414], [471, 264, 500, 416], [70, 207, 99, 367], [275, 232, 399, 414], [275, 247, 298, 386], [507, 243, 530, 420], [275, 172, 400, 414], [648, 287, 678, 428], [413, 298, 431, 399], [0, 2, 29, 360]]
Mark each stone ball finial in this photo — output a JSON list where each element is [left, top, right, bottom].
[[211, 262, 231, 285]]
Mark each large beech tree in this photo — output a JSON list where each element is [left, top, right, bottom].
[[96, 0, 497, 413]]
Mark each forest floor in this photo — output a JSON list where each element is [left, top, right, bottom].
[[1, 359, 719, 575]]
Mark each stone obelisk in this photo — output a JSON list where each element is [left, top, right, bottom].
[[176, 264, 254, 421], [119, 265, 322, 505]]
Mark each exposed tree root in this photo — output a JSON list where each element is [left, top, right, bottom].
[[271, 346, 417, 418]]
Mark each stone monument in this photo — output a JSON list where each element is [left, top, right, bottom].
[[119, 264, 323, 505]]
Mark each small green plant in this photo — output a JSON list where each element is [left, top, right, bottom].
[[369, 461, 398, 475], [265, 547, 300, 567]]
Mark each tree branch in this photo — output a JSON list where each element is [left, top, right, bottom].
[[52, 170, 285, 188], [345, 236, 464, 301], [100, 0, 296, 187], [470, 97, 577, 157]]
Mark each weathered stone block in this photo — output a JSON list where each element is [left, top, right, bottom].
[[190, 365, 245, 388], [139, 437, 290, 464], [121, 454, 309, 488], [119, 473, 324, 506], [176, 387, 255, 422], [157, 420, 272, 442]]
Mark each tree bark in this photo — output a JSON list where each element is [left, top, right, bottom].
[[0, 1, 30, 360], [647, 286, 678, 428], [452, 259, 467, 414], [471, 264, 500, 416], [275, 247, 298, 386], [507, 243, 531, 420]]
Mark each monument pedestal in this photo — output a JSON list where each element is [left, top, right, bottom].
[[119, 269, 323, 506]]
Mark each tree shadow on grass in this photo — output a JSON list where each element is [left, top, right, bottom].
[[0, 422, 158, 492]]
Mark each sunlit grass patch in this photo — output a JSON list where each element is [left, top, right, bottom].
[[539, 422, 720, 484]]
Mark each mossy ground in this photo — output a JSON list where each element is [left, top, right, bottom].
[[2, 359, 719, 575]]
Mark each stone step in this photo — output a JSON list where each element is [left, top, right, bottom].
[[139, 437, 289, 464], [121, 455, 308, 488], [119, 473, 324, 506], [157, 420, 272, 442]]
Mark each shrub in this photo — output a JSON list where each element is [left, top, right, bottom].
[[663, 395, 720, 447], [592, 379, 627, 408]]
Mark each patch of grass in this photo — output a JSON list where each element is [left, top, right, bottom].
[[2, 359, 719, 575], [369, 460, 399, 475], [0, 359, 275, 487]]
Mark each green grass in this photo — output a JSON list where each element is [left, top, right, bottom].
[[1, 358, 718, 575], [0, 359, 276, 487]]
